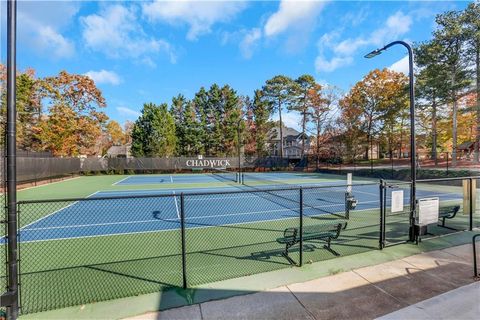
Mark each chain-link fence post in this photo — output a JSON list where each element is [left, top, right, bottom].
[[180, 193, 187, 289], [446, 152, 449, 174], [379, 180, 384, 249], [299, 188, 303, 267], [469, 178, 473, 231]]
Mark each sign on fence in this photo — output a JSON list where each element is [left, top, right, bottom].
[[391, 190, 404, 213], [417, 197, 439, 226]]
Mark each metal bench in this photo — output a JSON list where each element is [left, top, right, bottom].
[[276, 222, 346, 265], [438, 205, 460, 229]]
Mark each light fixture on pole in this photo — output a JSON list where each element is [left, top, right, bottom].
[[365, 40, 417, 242]]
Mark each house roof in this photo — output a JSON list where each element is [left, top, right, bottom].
[[457, 141, 474, 150], [268, 126, 308, 141], [106, 144, 130, 156]]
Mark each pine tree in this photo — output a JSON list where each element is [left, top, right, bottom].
[[252, 90, 273, 156], [192, 87, 209, 156], [221, 85, 241, 156], [289, 75, 317, 156], [433, 10, 472, 166], [183, 101, 204, 156], [171, 94, 188, 156], [414, 41, 449, 164], [262, 75, 294, 157], [463, 2, 480, 161], [131, 103, 176, 157]]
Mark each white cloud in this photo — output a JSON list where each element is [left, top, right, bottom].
[[315, 11, 412, 73], [370, 11, 412, 45], [264, 0, 327, 37], [239, 28, 262, 59], [16, 1, 79, 58], [81, 5, 176, 64], [142, 0, 247, 40], [389, 55, 409, 74], [315, 55, 353, 73], [84, 70, 122, 85], [116, 107, 141, 119], [36, 26, 75, 58]]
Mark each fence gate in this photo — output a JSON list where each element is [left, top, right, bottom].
[[381, 181, 412, 247]]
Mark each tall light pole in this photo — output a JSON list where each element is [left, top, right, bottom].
[[365, 40, 416, 242]]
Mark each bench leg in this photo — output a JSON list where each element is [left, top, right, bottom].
[[323, 238, 340, 257], [437, 217, 458, 231], [282, 244, 298, 265]]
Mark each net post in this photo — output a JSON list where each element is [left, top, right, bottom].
[[299, 187, 303, 267], [379, 180, 384, 249], [180, 193, 187, 289]]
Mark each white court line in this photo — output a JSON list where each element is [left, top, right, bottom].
[[112, 176, 131, 186], [14, 184, 387, 243], [18, 191, 100, 231], [24, 218, 165, 231], [16, 203, 382, 244], [170, 175, 174, 183], [173, 191, 180, 219], [1, 176, 82, 194], [22, 198, 382, 232], [188, 194, 259, 201], [20, 206, 298, 233]]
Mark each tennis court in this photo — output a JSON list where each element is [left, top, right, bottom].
[[10, 172, 473, 314], [112, 171, 342, 185], [16, 173, 464, 243]]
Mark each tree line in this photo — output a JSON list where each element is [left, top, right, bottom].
[[130, 75, 331, 158]]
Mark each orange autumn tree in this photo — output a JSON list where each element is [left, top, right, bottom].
[[437, 92, 477, 154], [37, 71, 108, 156], [106, 120, 126, 146], [339, 69, 408, 160]]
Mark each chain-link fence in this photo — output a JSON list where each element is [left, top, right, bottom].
[[1, 142, 7, 312], [308, 151, 480, 179], [15, 182, 383, 314], [381, 177, 477, 247], [10, 177, 480, 315], [476, 178, 480, 230], [17, 195, 184, 314]]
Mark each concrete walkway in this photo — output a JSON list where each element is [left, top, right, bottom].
[[127, 243, 478, 320], [377, 282, 480, 320]]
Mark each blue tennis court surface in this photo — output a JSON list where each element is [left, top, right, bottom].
[[16, 183, 463, 243], [114, 172, 341, 185]]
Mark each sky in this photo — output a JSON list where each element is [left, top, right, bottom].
[[0, 0, 472, 130]]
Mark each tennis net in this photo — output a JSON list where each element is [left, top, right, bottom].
[[241, 172, 349, 219], [212, 168, 238, 183]]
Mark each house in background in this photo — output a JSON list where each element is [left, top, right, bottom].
[[266, 125, 310, 159], [457, 141, 474, 159], [106, 144, 131, 158]]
